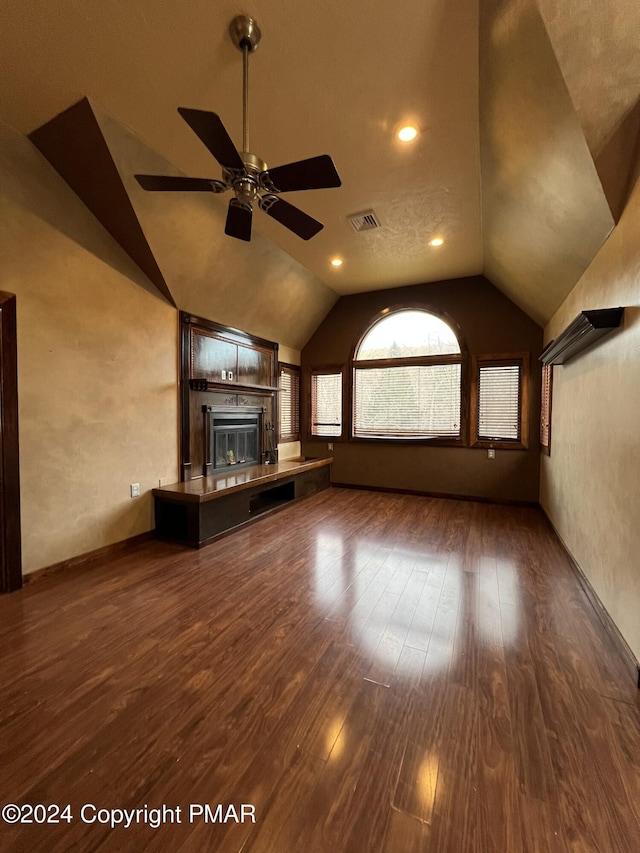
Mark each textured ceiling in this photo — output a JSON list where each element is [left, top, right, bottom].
[[0, 0, 638, 329]]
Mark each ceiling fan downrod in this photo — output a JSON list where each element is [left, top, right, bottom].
[[229, 15, 262, 156]]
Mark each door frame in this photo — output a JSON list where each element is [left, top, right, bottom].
[[0, 291, 21, 593]]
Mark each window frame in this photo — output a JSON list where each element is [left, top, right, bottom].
[[278, 362, 301, 443], [348, 304, 468, 446], [309, 366, 346, 440], [470, 352, 530, 450]]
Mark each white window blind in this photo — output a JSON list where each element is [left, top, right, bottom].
[[353, 364, 461, 438], [279, 364, 300, 442], [311, 373, 342, 436], [477, 364, 521, 440]]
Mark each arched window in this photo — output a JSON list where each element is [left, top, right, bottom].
[[352, 309, 462, 439]]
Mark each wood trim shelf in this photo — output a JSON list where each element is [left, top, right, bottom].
[[189, 379, 279, 393], [540, 308, 624, 365]]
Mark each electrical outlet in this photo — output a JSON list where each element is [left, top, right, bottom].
[[487, 449, 495, 460], [130, 483, 140, 498], [328, 443, 333, 450], [228, 371, 233, 381]]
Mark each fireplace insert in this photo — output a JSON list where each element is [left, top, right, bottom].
[[211, 413, 260, 470]]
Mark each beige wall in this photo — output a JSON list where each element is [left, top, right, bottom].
[[1, 122, 179, 574], [541, 179, 640, 661]]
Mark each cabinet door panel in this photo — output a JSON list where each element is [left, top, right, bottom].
[[192, 331, 237, 380], [237, 344, 273, 387]]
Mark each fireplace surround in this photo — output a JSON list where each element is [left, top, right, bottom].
[[181, 312, 279, 481]]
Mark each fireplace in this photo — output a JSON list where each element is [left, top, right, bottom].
[[211, 412, 261, 471]]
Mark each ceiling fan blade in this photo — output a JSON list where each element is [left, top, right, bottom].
[[261, 155, 341, 193], [135, 175, 227, 193], [259, 196, 323, 240], [177, 108, 245, 172], [225, 199, 253, 242]]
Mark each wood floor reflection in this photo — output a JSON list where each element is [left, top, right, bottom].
[[1, 489, 638, 852]]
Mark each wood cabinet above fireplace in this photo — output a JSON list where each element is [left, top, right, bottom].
[[187, 313, 278, 392]]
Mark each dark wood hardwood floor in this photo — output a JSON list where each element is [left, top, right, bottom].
[[0, 488, 638, 852]]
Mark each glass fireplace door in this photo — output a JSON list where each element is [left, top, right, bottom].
[[212, 415, 260, 470]]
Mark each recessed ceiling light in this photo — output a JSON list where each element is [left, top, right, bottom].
[[330, 257, 343, 267], [397, 125, 418, 142], [429, 236, 445, 247]]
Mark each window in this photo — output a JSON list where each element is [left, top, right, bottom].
[[279, 363, 300, 442], [471, 354, 530, 448], [311, 371, 343, 437], [540, 362, 553, 454], [352, 309, 462, 439]]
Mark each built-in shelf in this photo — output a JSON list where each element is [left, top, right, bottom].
[[540, 307, 624, 365], [153, 457, 332, 547]]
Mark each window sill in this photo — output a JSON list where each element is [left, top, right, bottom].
[[349, 435, 465, 448], [471, 439, 529, 451]]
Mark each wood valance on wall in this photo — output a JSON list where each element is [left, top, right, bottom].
[[180, 312, 279, 481]]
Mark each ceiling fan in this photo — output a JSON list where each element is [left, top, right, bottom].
[[135, 15, 342, 242]]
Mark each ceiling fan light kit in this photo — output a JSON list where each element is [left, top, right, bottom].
[[134, 15, 341, 243]]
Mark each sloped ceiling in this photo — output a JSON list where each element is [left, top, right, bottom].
[[537, 0, 640, 218], [479, 0, 615, 326], [1, 0, 638, 333]]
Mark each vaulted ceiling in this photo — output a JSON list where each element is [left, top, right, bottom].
[[1, 0, 639, 336]]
